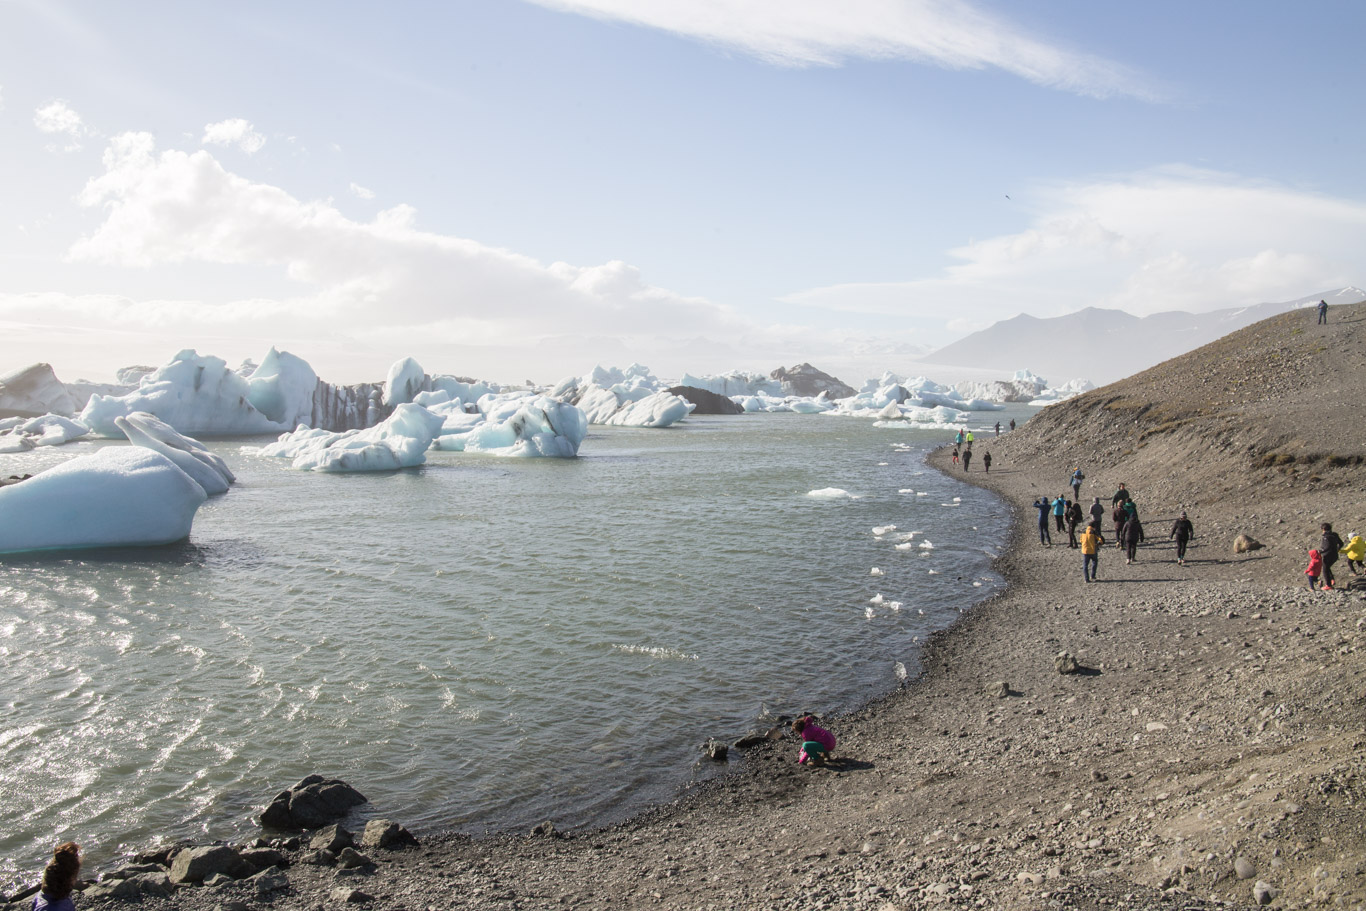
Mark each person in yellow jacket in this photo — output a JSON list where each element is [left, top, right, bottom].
[[1345, 532, 1366, 575], [1080, 521, 1105, 583]]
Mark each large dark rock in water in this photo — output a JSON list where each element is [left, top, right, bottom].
[[769, 363, 855, 399], [667, 386, 745, 415], [259, 775, 368, 830]]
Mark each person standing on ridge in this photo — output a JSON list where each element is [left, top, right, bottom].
[[1052, 494, 1067, 533], [1070, 468, 1084, 501], [1320, 522, 1344, 590], [1169, 511, 1195, 565], [982, 451, 992, 473], [1034, 497, 1053, 545], [1009, 419, 1016, 431], [1318, 299, 1329, 324], [1089, 496, 1106, 527], [1066, 499, 1084, 548], [1112, 499, 1129, 548], [1080, 521, 1105, 582], [994, 422, 1001, 436], [965, 430, 974, 447], [1111, 483, 1131, 507]]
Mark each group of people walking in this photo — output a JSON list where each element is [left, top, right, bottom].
[[951, 428, 991, 473], [1306, 524, 1364, 591], [1033, 474, 1196, 582]]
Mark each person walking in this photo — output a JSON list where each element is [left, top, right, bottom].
[[1318, 299, 1329, 325], [962, 447, 973, 471], [955, 428, 965, 447], [994, 422, 1001, 436], [1080, 522, 1105, 582], [1320, 522, 1344, 590], [1088, 496, 1106, 527], [982, 451, 992, 473], [1111, 483, 1131, 507], [1344, 532, 1365, 574], [1034, 497, 1053, 545], [1009, 419, 1016, 431], [1070, 468, 1084, 501], [1066, 499, 1084, 548], [1112, 500, 1128, 548], [1169, 511, 1195, 565], [1122, 513, 1145, 564], [1052, 495, 1067, 533]]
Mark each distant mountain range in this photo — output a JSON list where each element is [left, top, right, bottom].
[[922, 287, 1365, 386]]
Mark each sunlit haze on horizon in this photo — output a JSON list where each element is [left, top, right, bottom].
[[1, 0, 1363, 385]]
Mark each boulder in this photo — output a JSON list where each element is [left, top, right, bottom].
[[239, 847, 288, 872], [331, 886, 375, 904], [169, 845, 250, 884], [1055, 652, 1080, 675], [989, 681, 1010, 698], [531, 821, 558, 838], [300, 849, 337, 867], [336, 848, 373, 871], [82, 872, 173, 900], [1234, 534, 1264, 553], [702, 738, 729, 761], [360, 819, 419, 850], [259, 775, 367, 830], [251, 867, 290, 895], [309, 824, 354, 855]]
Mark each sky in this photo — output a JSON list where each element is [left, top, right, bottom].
[[2, 0, 1364, 386]]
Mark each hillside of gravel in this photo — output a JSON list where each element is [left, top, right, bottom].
[[7, 300, 1365, 911]]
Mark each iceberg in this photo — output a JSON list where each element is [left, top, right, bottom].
[[115, 412, 236, 495], [384, 357, 428, 407], [0, 363, 78, 417], [550, 365, 691, 428], [81, 350, 287, 437], [258, 403, 446, 472], [245, 347, 319, 428], [0, 414, 90, 450], [0, 446, 212, 553], [438, 396, 587, 457]]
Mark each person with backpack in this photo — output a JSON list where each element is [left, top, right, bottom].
[[1320, 522, 1345, 590]]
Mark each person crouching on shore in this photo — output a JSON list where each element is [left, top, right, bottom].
[[34, 842, 81, 911], [1306, 549, 1323, 590], [1345, 532, 1365, 575], [793, 716, 836, 765]]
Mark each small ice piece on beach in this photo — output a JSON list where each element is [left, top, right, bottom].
[[808, 488, 859, 499], [872, 524, 897, 536], [870, 567, 884, 576], [869, 593, 885, 605], [919, 540, 935, 549], [894, 662, 907, 681], [895, 542, 914, 551]]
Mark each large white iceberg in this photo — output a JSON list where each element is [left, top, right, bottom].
[[603, 390, 693, 427], [245, 348, 319, 428], [436, 396, 587, 457], [0, 416, 234, 554], [257, 403, 446, 472], [550, 365, 691, 428], [81, 350, 287, 437]]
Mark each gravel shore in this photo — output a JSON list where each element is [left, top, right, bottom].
[[15, 302, 1366, 911]]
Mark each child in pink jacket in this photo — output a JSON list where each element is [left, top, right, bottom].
[[792, 715, 836, 765], [1306, 548, 1323, 590]]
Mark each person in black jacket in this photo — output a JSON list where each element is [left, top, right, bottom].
[[1169, 511, 1194, 565], [1122, 514, 1145, 564], [1320, 522, 1344, 590]]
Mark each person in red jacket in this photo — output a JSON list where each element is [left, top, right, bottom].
[[1305, 548, 1323, 590]]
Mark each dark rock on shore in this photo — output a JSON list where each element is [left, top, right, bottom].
[[259, 775, 367, 830], [666, 385, 745, 415]]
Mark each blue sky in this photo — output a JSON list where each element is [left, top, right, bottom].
[[2, 0, 1363, 385]]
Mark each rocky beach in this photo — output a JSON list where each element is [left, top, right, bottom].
[[8, 302, 1366, 910]]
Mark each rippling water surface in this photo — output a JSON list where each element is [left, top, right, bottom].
[[0, 413, 1014, 887]]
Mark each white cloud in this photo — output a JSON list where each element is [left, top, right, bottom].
[[349, 182, 375, 199], [530, 0, 1156, 99], [784, 166, 1366, 332], [34, 132, 772, 380], [201, 118, 267, 154], [34, 99, 88, 151]]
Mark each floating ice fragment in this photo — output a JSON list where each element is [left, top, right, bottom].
[[865, 606, 875, 620], [899, 488, 914, 494], [870, 567, 884, 576], [807, 488, 859, 499], [927, 570, 939, 575], [916, 492, 928, 497], [888, 601, 902, 611], [972, 581, 982, 587], [952, 496, 961, 503], [895, 542, 914, 551], [869, 593, 885, 605], [612, 644, 699, 661], [919, 540, 935, 550], [871, 524, 897, 536]]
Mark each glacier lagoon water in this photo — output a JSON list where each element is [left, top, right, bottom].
[[0, 413, 1016, 886]]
